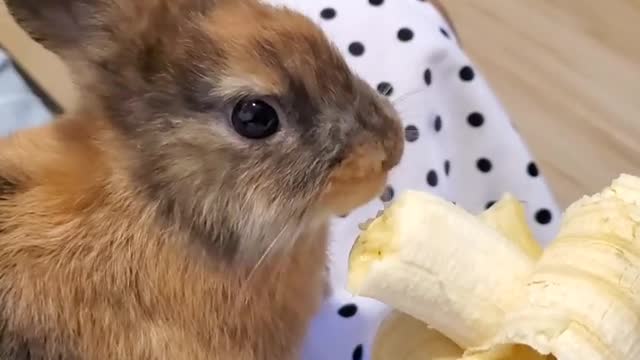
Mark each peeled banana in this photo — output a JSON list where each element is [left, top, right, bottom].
[[348, 174, 640, 360], [348, 190, 537, 348], [369, 194, 542, 360], [468, 174, 640, 359]]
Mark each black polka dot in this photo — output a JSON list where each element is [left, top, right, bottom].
[[459, 66, 475, 81], [397, 28, 414, 42], [535, 209, 553, 225], [467, 112, 485, 127], [405, 125, 419, 142], [444, 160, 451, 176], [476, 158, 493, 173], [319, 8, 336, 20], [427, 170, 439, 187], [369, 0, 383, 5], [380, 185, 395, 202], [485, 201, 496, 209], [424, 68, 432, 86], [434, 116, 442, 132], [348, 42, 365, 56], [337, 303, 358, 318], [377, 82, 394, 96], [440, 27, 451, 39], [527, 162, 539, 177], [352, 345, 364, 360]]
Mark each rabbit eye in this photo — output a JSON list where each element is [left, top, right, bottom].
[[231, 99, 280, 139]]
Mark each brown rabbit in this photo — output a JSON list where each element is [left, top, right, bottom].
[[0, 0, 404, 358]]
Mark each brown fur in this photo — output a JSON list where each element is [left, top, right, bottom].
[[0, 118, 329, 359], [1, 0, 404, 358]]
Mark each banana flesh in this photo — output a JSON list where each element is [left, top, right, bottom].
[[370, 194, 542, 360], [478, 193, 542, 260], [348, 190, 536, 348], [349, 174, 640, 360]]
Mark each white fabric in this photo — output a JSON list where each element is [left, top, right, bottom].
[[259, 1, 562, 359]]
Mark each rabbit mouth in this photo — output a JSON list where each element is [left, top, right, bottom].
[[319, 171, 388, 216], [317, 137, 396, 215]]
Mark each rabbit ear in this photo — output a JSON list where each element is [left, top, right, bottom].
[[5, 0, 103, 53]]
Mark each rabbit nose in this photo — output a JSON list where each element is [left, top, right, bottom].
[[353, 105, 404, 173]]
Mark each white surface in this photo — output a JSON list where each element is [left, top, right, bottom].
[[0, 49, 52, 137]]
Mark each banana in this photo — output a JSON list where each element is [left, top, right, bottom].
[[369, 194, 542, 360], [467, 174, 640, 359], [348, 190, 536, 348], [349, 174, 640, 360], [478, 193, 542, 260], [372, 311, 463, 360]]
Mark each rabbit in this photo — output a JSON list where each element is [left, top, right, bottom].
[[0, 0, 404, 359]]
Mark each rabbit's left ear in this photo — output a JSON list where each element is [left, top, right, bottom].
[[4, 0, 106, 54]]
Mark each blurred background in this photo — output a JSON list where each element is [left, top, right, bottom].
[[1, 0, 639, 207], [446, 1, 640, 207]]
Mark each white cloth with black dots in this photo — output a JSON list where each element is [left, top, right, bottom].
[[260, 1, 562, 359]]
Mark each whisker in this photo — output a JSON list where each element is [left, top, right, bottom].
[[394, 109, 431, 120], [379, 83, 394, 97], [237, 222, 290, 306], [247, 227, 285, 282], [391, 87, 430, 108]]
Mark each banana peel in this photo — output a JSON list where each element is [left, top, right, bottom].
[[349, 174, 640, 360]]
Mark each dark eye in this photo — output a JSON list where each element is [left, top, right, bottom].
[[231, 99, 280, 139]]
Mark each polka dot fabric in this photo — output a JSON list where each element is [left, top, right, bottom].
[[259, 0, 562, 359]]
